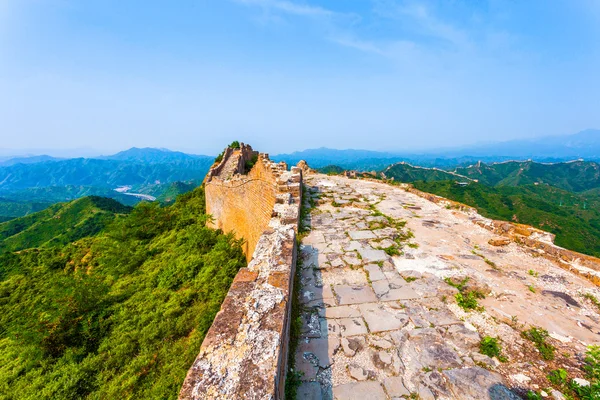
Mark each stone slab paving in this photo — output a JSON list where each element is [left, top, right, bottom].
[[293, 174, 600, 399]]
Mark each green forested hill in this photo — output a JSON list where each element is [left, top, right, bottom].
[[1, 185, 141, 207], [385, 163, 471, 183], [0, 198, 53, 219], [156, 182, 198, 204], [131, 181, 199, 204], [318, 165, 345, 175], [412, 181, 600, 257], [0, 187, 245, 399], [0, 183, 199, 219], [454, 160, 600, 191], [383, 160, 600, 258], [384, 160, 600, 192], [0, 196, 131, 253]]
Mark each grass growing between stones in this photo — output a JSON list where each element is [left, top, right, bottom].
[[525, 391, 543, 400], [472, 249, 501, 270], [285, 185, 316, 399], [547, 368, 568, 387], [522, 327, 555, 361], [479, 336, 507, 362], [444, 276, 486, 312], [368, 204, 407, 231], [455, 292, 484, 311], [381, 245, 401, 256], [367, 203, 416, 252], [298, 187, 318, 242], [528, 346, 600, 399], [528, 269, 539, 277], [584, 293, 600, 311], [285, 250, 304, 400]]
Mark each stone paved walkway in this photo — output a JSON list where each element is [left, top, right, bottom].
[[293, 174, 600, 400]]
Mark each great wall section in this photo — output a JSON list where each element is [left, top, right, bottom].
[[179, 144, 600, 400], [179, 144, 303, 399]]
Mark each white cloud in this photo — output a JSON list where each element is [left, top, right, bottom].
[[232, 0, 336, 18], [373, 0, 472, 50]]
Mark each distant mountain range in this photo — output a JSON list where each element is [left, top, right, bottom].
[[0, 157, 213, 192], [451, 129, 600, 158], [0, 129, 598, 218], [0, 147, 212, 167], [0, 155, 62, 167], [273, 129, 600, 170], [96, 147, 209, 163], [2, 129, 599, 171], [0, 148, 214, 218]]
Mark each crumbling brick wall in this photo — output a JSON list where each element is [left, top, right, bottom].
[[179, 144, 303, 400], [205, 145, 281, 260]]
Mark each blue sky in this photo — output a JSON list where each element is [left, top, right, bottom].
[[1, 0, 599, 156]]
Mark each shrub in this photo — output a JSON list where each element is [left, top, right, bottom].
[[584, 345, 600, 381], [526, 391, 542, 400], [456, 291, 482, 311], [383, 246, 401, 256], [244, 154, 259, 173], [522, 327, 555, 361], [445, 276, 485, 311], [570, 347, 600, 399], [547, 368, 568, 386], [480, 336, 507, 361], [444, 276, 470, 292]]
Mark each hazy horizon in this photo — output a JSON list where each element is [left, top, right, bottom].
[[1, 1, 599, 155], [0, 127, 598, 159]]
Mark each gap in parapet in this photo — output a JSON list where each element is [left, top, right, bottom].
[[179, 143, 311, 399]]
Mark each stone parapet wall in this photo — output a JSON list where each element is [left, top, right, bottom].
[[179, 144, 302, 400]]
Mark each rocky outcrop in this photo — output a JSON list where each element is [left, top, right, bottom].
[[179, 145, 302, 400]]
